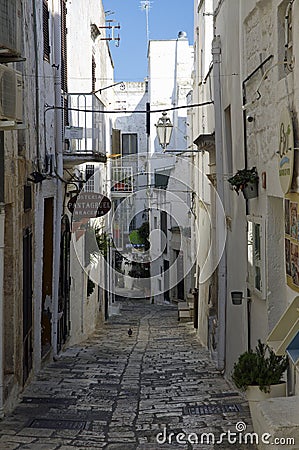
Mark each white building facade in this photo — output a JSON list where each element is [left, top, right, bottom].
[[191, 0, 299, 439], [148, 33, 194, 303]]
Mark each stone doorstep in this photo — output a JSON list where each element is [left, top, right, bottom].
[[178, 302, 189, 310], [253, 395, 299, 450], [178, 302, 193, 321], [186, 294, 194, 309]]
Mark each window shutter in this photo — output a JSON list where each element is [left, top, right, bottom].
[[60, 0, 68, 126], [92, 55, 96, 92], [112, 129, 121, 155], [43, 0, 50, 61]]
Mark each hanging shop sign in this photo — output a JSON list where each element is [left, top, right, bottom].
[[73, 192, 111, 219], [278, 108, 294, 194]]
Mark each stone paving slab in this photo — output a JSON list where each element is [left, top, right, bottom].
[[0, 299, 256, 449]]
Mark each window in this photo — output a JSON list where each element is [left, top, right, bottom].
[[247, 217, 266, 299], [161, 211, 168, 254], [224, 106, 233, 178], [85, 165, 95, 192], [154, 169, 170, 189], [43, 0, 50, 61], [122, 133, 137, 155]]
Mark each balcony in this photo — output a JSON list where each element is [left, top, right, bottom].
[[111, 166, 133, 197], [63, 93, 107, 169]]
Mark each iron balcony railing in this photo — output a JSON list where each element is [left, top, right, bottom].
[[111, 166, 133, 194]]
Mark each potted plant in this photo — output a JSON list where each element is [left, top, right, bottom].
[[232, 340, 288, 432], [232, 339, 288, 393], [228, 166, 259, 199]]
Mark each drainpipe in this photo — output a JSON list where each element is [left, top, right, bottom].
[[81, 267, 84, 333], [0, 129, 4, 417], [0, 203, 4, 418], [52, 168, 63, 359], [32, 0, 42, 373], [52, 1, 63, 358], [212, 36, 226, 372], [173, 37, 179, 151]]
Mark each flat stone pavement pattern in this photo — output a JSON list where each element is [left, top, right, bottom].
[[0, 299, 257, 450]]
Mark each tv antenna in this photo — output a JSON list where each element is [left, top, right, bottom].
[[99, 19, 121, 47], [140, 1, 152, 47]]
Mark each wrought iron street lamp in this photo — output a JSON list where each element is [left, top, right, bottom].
[[155, 112, 173, 150]]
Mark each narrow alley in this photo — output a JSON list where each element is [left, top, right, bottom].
[[0, 299, 255, 450]]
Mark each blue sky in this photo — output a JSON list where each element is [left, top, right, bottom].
[[102, 0, 194, 82]]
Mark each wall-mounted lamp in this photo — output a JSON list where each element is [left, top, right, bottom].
[[231, 291, 251, 305], [27, 171, 46, 184], [155, 112, 173, 150]]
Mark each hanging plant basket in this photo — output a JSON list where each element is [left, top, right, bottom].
[[228, 167, 259, 199], [242, 180, 259, 200]]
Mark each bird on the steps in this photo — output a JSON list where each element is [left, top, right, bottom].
[[128, 328, 133, 337]]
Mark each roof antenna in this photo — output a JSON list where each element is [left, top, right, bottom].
[[140, 1, 152, 49]]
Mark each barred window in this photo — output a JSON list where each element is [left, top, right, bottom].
[[85, 165, 95, 192], [92, 55, 96, 92], [247, 218, 266, 299]]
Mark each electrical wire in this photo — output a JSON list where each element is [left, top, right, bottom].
[[45, 101, 214, 115]]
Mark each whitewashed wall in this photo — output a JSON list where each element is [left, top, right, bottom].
[[66, 0, 114, 341]]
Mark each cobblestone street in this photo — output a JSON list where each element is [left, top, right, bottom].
[[0, 299, 256, 450]]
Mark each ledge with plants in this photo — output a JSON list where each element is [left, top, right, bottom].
[[232, 340, 288, 434], [232, 340, 288, 394]]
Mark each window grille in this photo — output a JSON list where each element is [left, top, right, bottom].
[[85, 164, 95, 192], [247, 217, 266, 299]]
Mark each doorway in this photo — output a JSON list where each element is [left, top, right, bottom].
[[57, 215, 71, 351], [41, 198, 54, 357], [23, 227, 33, 384], [174, 250, 185, 300]]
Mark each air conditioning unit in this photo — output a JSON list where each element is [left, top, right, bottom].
[[0, 65, 23, 122], [0, 0, 22, 57]]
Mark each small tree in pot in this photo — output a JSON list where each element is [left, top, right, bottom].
[[232, 340, 288, 435], [232, 340, 288, 394]]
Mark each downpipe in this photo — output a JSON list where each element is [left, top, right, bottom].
[[52, 157, 63, 359], [0, 204, 5, 418], [212, 36, 227, 372], [52, 0, 63, 358]]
